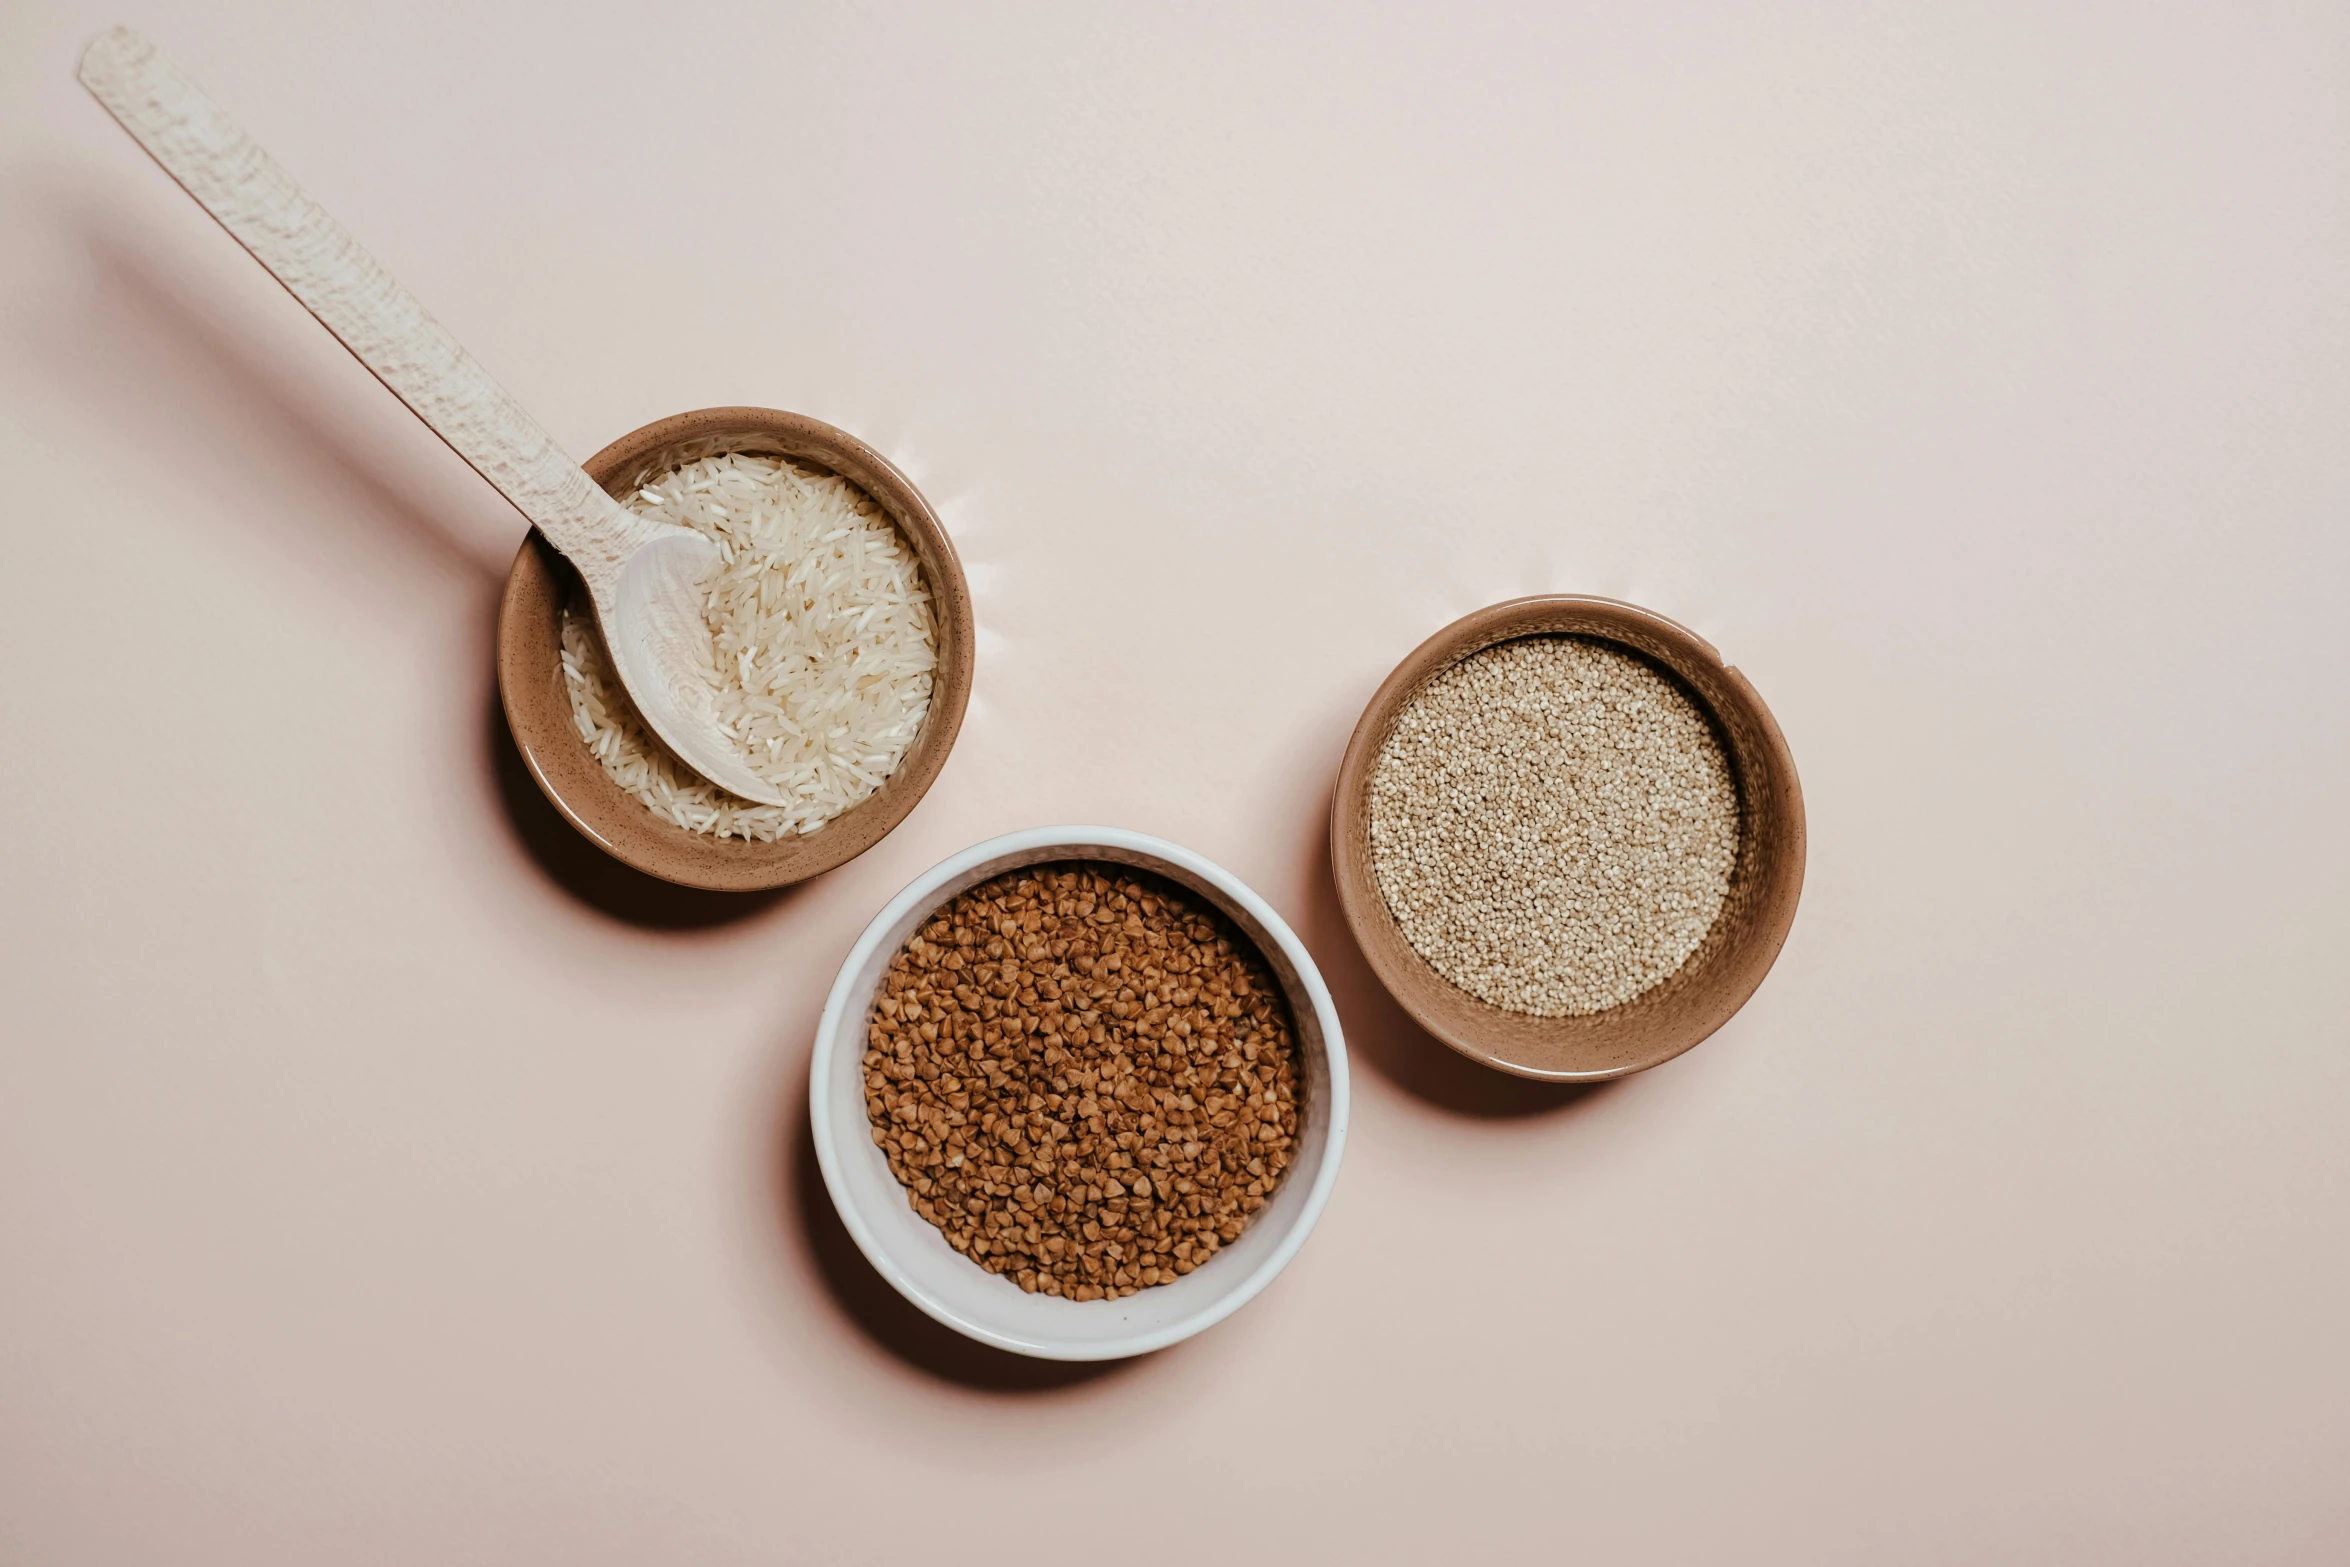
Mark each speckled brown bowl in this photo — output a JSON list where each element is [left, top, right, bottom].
[[1330, 595, 1804, 1081], [496, 407, 974, 892]]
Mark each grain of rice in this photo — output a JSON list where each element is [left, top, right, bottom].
[[560, 450, 936, 841]]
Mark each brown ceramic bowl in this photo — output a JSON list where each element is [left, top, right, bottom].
[[497, 407, 975, 892], [1330, 595, 1804, 1081]]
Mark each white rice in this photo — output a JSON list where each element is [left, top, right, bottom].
[[559, 450, 937, 841]]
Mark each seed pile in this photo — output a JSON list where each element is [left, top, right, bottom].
[[864, 865, 1302, 1300], [560, 449, 936, 841], [1369, 635, 1740, 1016]]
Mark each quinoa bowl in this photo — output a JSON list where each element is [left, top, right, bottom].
[[497, 407, 975, 892], [810, 827, 1351, 1361], [1330, 595, 1805, 1082]]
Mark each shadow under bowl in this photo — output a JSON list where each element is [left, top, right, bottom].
[[1330, 594, 1806, 1082], [496, 406, 975, 892]]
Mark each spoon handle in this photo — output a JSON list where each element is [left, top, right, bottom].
[[77, 26, 658, 595]]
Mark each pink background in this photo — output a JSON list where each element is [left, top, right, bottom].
[[4, 4, 2347, 1561]]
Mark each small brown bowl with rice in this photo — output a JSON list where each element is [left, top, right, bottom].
[[1330, 594, 1804, 1081], [498, 407, 975, 892]]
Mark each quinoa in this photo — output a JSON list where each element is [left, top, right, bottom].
[[1367, 635, 1740, 1016]]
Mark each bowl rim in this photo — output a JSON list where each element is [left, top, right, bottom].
[[495, 405, 975, 892], [1329, 593, 1806, 1082], [809, 825, 1352, 1361]]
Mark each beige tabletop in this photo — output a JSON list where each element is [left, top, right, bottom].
[[3, 4, 2346, 1562]]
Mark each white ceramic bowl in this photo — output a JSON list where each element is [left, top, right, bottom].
[[809, 826, 1351, 1361]]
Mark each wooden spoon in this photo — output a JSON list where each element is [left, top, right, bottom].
[[78, 26, 789, 808]]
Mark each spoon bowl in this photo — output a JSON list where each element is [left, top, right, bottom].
[[596, 522, 784, 806]]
